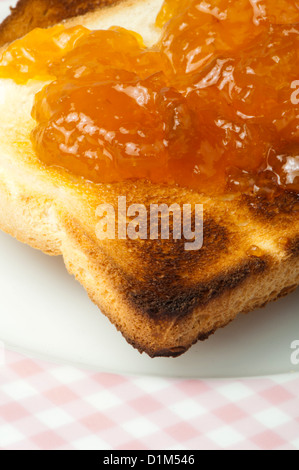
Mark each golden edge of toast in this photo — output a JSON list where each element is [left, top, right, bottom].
[[0, 0, 299, 357]]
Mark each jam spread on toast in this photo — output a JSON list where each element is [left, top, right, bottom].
[[0, 0, 298, 195]]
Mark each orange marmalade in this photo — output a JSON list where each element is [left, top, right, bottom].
[[0, 0, 299, 194]]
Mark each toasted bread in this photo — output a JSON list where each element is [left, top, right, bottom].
[[0, 0, 124, 46], [0, 0, 298, 358]]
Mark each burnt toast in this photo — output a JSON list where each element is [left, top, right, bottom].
[[0, 0, 298, 357]]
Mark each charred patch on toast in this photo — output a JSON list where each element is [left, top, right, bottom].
[[285, 236, 299, 259], [122, 215, 229, 318], [119, 324, 218, 357], [0, 0, 123, 45], [125, 214, 229, 273], [127, 255, 268, 320], [150, 346, 188, 358], [122, 215, 268, 320], [67, 212, 269, 321], [241, 191, 299, 221]]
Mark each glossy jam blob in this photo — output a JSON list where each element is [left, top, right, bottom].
[[183, 22, 299, 190], [0, 0, 299, 194], [0, 25, 89, 83], [32, 70, 196, 184], [49, 27, 163, 81], [158, 0, 299, 83]]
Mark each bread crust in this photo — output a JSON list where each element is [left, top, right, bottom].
[[0, 0, 124, 45], [0, 0, 298, 357]]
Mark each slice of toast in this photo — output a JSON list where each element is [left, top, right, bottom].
[[0, 0, 299, 358]]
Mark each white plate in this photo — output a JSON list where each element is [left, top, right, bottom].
[[0, 0, 299, 378], [0, 0, 14, 19]]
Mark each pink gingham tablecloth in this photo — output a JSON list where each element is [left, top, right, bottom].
[[0, 349, 299, 450]]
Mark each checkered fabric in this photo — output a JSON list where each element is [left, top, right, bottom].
[[0, 349, 298, 450]]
